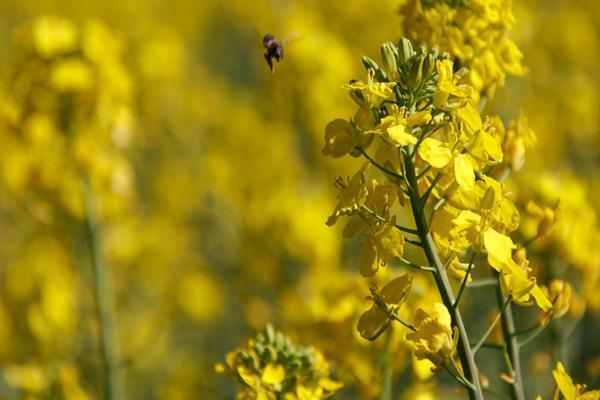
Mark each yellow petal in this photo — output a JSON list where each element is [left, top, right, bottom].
[[530, 285, 553, 312], [261, 363, 285, 385], [380, 274, 412, 305], [323, 119, 353, 158], [386, 124, 417, 147], [553, 362, 577, 400], [319, 378, 343, 392], [457, 104, 483, 135], [238, 366, 260, 388], [483, 228, 515, 271], [406, 110, 432, 127], [357, 306, 388, 340], [419, 138, 452, 168], [454, 154, 475, 189]]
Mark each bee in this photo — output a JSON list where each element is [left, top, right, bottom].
[[262, 33, 299, 75]]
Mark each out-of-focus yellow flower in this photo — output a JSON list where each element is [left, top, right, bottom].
[[540, 280, 572, 324], [217, 326, 342, 400], [29, 16, 78, 58], [405, 303, 457, 366], [4, 363, 49, 394]]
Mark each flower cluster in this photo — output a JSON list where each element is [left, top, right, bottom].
[[325, 38, 551, 312], [399, 0, 526, 99], [216, 325, 342, 399]]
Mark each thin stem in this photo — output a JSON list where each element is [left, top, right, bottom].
[[82, 179, 122, 400], [443, 363, 476, 391], [418, 172, 444, 212], [389, 313, 417, 332], [361, 205, 418, 235], [454, 252, 476, 308], [472, 296, 511, 354], [358, 147, 404, 180], [397, 256, 436, 273], [416, 165, 432, 180], [518, 322, 550, 348], [428, 198, 446, 226], [380, 331, 393, 400], [495, 273, 525, 400], [403, 154, 484, 400], [404, 238, 423, 247], [467, 278, 498, 288]]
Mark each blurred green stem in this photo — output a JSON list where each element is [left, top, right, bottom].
[[495, 272, 524, 400], [380, 331, 393, 400], [82, 179, 122, 400]]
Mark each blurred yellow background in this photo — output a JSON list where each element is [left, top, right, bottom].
[[0, 0, 598, 399]]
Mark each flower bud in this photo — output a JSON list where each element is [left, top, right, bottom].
[[381, 41, 399, 80], [398, 37, 414, 65], [362, 56, 387, 81], [537, 207, 558, 238], [408, 56, 424, 89], [422, 53, 435, 80]]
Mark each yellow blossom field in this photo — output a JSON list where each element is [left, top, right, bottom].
[[0, 0, 599, 399]]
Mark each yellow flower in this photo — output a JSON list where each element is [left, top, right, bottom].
[[552, 362, 600, 400], [483, 228, 552, 311], [359, 216, 405, 276], [343, 68, 396, 108], [326, 163, 369, 226], [357, 274, 413, 340], [50, 59, 95, 92], [322, 119, 354, 158], [434, 60, 473, 108], [30, 16, 78, 58], [405, 303, 457, 366], [418, 138, 452, 168], [540, 280, 572, 324]]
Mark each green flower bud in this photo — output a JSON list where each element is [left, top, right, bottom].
[[381, 41, 399, 80], [408, 56, 424, 89], [422, 53, 435, 80], [398, 37, 414, 65], [362, 56, 387, 81]]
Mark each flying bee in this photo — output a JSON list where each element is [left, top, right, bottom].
[[262, 33, 300, 75]]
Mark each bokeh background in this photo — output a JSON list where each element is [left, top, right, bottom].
[[0, 0, 598, 399]]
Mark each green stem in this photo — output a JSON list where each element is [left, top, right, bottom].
[[495, 273, 524, 400], [467, 278, 498, 288], [82, 179, 122, 400], [380, 331, 393, 400], [454, 252, 476, 308], [358, 147, 404, 180], [403, 153, 484, 400]]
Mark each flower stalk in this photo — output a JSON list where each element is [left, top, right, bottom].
[[495, 273, 525, 400], [403, 152, 484, 400], [82, 179, 122, 400]]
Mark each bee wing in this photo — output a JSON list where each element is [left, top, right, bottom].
[[281, 32, 302, 46]]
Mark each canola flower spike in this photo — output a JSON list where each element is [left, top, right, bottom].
[[216, 325, 342, 399], [322, 36, 567, 399], [324, 37, 551, 311]]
